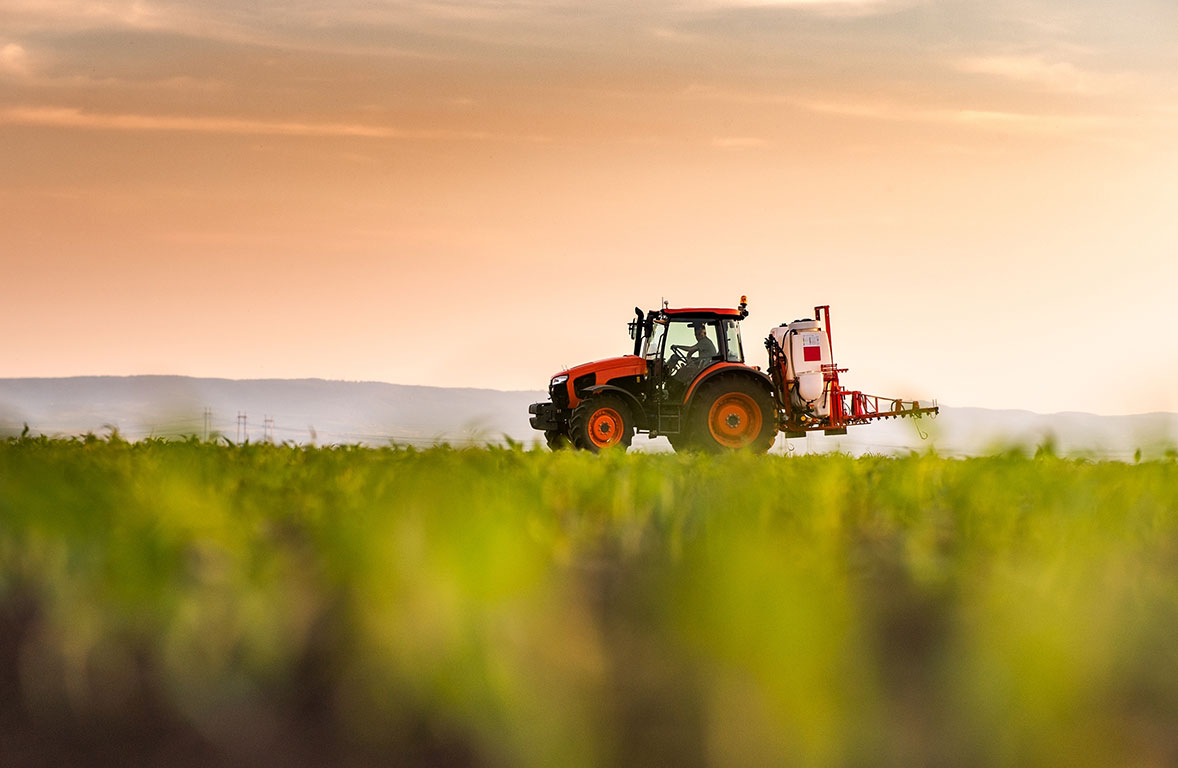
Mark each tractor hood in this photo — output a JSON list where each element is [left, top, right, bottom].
[[551, 355, 647, 408], [552, 355, 647, 384]]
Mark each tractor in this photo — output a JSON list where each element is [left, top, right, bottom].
[[528, 298, 937, 453]]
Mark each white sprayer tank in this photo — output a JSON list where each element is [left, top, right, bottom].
[[770, 319, 833, 416]]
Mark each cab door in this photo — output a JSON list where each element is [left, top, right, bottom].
[[661, 319, 722, 398]]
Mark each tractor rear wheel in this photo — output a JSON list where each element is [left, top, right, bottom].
[[544, 429, 570, 451], [570, 394, 634, 452], [687, 375, 776, 454]]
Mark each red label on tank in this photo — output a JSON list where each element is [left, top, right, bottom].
[[803, 346, 821, 362]]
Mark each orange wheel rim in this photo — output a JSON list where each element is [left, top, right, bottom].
[[588, 407, 624, 448], [707, 393, 762, 448]]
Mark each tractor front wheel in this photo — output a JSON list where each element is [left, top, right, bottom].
[[570, 394, 634, 452], [544, 429, 570, 451], [687, 375, 777, 454]]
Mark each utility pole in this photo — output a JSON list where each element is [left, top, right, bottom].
[[237, 412, 247, 443], [203, 407, 212, 441], [263, 415, 274, 444]]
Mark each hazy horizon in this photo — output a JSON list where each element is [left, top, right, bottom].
[[3, 375, 1176, 463], [1, 372, 1176, 417]]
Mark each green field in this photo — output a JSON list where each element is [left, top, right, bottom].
[[2, 436, 1178, 766]]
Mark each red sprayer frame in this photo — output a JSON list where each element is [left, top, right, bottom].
[[766, 305, 939, 436]]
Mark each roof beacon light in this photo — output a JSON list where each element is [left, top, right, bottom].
[[739, 295, 748, 317]]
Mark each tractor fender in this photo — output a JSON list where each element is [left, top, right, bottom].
[[683, 364, 776, 413], [580, 385, 649, 429]]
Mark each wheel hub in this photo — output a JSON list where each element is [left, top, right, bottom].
[[587, 406, 625, 448], [707, 392, 764, 449]]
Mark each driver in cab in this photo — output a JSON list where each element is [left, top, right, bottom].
[[672, 322, 716, 374]]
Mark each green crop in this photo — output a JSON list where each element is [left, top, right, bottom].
[[2, 436, 1177, 766]]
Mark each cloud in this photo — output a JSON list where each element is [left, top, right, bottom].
[[0, 105, 558, 142], [2, 0, 169, 30], [696, 0, 911, 15], [793, 97, 1117, 137], [0, 106, 456, 138], [953, 54, 1130, 95], [0, 43, 31, 76], [721, 0, 893, 5]]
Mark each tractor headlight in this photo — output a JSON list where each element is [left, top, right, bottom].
[[551, 374, 569, 387]]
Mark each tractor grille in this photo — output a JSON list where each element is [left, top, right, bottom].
[[550, 381, 569, 411]]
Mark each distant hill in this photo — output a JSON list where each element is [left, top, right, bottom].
[[1, 376, 1175, 459], [0, 376, 540, 448]]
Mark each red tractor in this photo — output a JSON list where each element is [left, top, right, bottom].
[[528, 298, 937, 453]]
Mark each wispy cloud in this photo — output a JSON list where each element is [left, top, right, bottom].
[[0, 43, 227, 90], [677, 83, 1122, 138], [718, 0, 896, 6], [2, 0, 170, 30], [695, 0, 902, 8], [0, 106, 515, 140], [797, 97, 1117, 136], [953, 54, 1130, 95], [695, 0, 914, 16]]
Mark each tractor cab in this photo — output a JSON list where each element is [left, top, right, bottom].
[[634, 304, 748, 400]]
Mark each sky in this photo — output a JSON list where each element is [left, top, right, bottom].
[[2, 0, 1176, 415]]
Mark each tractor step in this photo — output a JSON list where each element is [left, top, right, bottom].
[[655, 403, 682, 435]]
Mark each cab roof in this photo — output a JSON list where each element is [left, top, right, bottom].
[[660, 307, 744, 319]]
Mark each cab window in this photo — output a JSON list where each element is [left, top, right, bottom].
[[663, 321, 701, 363], [664, 319, 721, 377], [722, 319, 744, 362]]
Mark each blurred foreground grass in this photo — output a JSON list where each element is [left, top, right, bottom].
[[2, 436, 1178, 767]]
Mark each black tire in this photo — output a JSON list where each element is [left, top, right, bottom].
[[666, 432, 692, 454], [687, 374, 777, 454], [544, 429, 570, 451], [569, 394, 634, 453]]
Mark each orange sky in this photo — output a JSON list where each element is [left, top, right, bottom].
[[2, 0, 1176, 414]]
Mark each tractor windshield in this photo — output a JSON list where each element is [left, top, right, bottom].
[[644, 320, 666, 359]]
